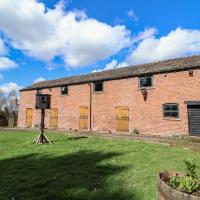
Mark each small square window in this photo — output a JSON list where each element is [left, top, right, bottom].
[[61, 86, 68, 95], [94, 82, 103, 92], [139, 76, 153, 88], [163, 104, 179, 118]]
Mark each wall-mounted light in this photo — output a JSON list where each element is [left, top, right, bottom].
[[141, 88, 148, 102], [189, 70, 193, 76]]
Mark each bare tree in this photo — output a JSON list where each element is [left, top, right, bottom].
[[7, 89, 18, 113], [0, 89, 6, 111], [0, 89, 19, 126]]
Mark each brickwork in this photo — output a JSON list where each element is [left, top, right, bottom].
[[18, 68, 200, 136]]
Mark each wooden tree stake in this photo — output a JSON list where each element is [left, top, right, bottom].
[[33, 109, 52, 144]]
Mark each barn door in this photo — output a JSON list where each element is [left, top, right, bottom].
[[116, 106, 129, 132], [26, 108, 33, 127], [79, 106, 88, 130], [50, 108, 58, 128], [188, 105, 200, 136]]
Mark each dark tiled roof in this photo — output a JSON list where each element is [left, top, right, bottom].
[[21, 55, 200, 91]]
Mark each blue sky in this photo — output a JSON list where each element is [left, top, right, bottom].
[[0, 0, 200, 93]]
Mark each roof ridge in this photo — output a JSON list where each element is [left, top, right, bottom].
[[21, 54, 200, 91]]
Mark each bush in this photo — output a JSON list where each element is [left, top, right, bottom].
[[183, 159, 198, 179], [131, 128, 140, 135], [168, 159, 200, 194], [170, 176, 180, 189], [180, 176, 199, 194]]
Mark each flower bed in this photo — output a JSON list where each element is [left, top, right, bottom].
[[158, 160, 200, 200]]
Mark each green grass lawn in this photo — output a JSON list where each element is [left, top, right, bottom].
[[0, 131, 200, 200]]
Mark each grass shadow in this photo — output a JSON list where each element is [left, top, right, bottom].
[[51, 136, 89, 143], [67, 136, 89, 140], [0, 150, 139, 200]]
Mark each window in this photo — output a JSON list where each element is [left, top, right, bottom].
[[139, 75, 153, 88], [93, 82, 103, 92], [163, 103, 179, 118], [61, 86, 68, 95]]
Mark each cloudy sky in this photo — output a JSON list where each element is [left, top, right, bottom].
[[0, 0, 200, 93]]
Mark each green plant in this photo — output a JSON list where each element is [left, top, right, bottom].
[[170, 176, 180, 189], [131, 128, 140, 135], [180, 176, 199, 194], [183, 159, 198, 179], [168, 159, 200, 193]]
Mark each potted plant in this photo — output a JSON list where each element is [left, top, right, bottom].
[[158, 159, 200, 200]]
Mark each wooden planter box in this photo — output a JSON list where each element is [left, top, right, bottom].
[[158, 171, 200, 200]]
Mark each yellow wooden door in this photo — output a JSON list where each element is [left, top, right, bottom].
[[50, 108, 58, 128], [26, 108, 33, 127], [79, 106, 88, 129], [116, 107, 129, 132]]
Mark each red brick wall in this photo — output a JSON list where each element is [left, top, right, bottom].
[[18, 69, 200, 136]]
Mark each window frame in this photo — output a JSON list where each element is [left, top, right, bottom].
[[60, 85, 68, 96], [93, 81, 104, 93], [163, 103, 179, 119], [139, 75, 153, 88]]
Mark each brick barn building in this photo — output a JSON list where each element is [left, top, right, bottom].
[[18, 55, 200, 136]]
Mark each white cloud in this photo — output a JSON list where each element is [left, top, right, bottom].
[[126, 27, 200, 65], [33, 77, 46, 83], [92, 27, 200, 72], [127, 9, 138, 22], [134, 27, 157, 41], [0, 57, 18, 70], [0, 38, 17, 70], [1, 0, 199, 72], [116, 61, 128, 68], [0, 0, 132, 67], [0, 38, 7, 55], [0, 82, 22, 95], [104, 59, 118, 70], [92, 59, 118, 72]]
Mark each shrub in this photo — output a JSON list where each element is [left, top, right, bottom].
[[180, 176, 199, 194], [183, 159, 198, 179], [131, 128, 140, 135], [170, 176, 180, 189], [167, 159, 200, 194]]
